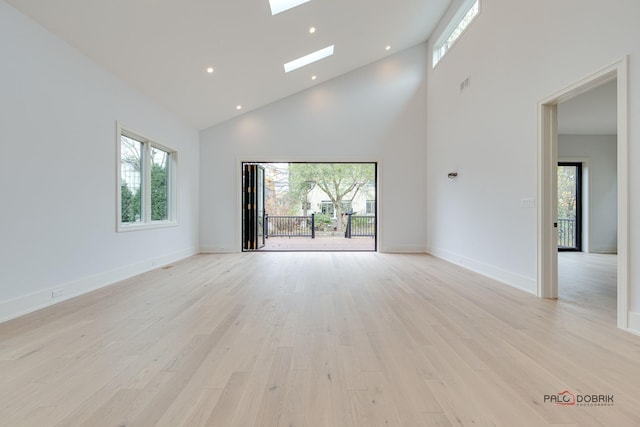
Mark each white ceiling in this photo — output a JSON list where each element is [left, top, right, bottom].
[[6, 0, 452, 130], [558, 80, 617, 135]]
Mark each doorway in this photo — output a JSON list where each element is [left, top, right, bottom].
[[538, 58, 629, 329], [241, 162, 377, 252]]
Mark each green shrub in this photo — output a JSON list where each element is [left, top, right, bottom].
[[313, 213, 332, 229]]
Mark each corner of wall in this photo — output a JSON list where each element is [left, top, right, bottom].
[[628, 312, 640, 336], [0, 246, 198, 324], [427, 246, 537, 295]]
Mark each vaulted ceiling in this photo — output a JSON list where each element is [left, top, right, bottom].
[[6, 0, 453, 130]]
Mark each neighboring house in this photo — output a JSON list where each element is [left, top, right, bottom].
[[305, 181, 376, 218]]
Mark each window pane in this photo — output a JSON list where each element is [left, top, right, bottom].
[[433, 0, 479, 66], [150, 146, 169, 221], [120, 136, 142, 224], [444, 0, 478, 49]]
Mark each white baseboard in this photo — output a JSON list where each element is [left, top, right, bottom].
[[0, 246, 198, 324], [199, 245, 239, 253], [380, 244, 427, 254], [627, 312, 640, 335], [199, 244, 429, 254], [427, 246, 537, 295]]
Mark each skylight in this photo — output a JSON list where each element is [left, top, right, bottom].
[[433, 0, 479, 67], [269, 0, 311, 15], [284, 45, 334, 73]]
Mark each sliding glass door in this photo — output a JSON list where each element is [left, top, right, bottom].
[[242, 163, 265, 251]]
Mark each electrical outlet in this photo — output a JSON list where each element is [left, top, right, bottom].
[[51, 289, 64, 298]]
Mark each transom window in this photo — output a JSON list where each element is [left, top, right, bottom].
[[117, 124, 177, 231], [433, 0, 479, 67]]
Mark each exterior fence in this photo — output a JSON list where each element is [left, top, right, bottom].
[[345, 214, 376, 238], [265, 214, 315, 238], [558, 218, 576, 248], [265, 213, 376, 239]]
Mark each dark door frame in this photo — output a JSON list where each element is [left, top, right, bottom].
[[242, 163, 265, 251], [558, 162, 582, 252]]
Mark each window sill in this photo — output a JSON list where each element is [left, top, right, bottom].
[[117, 221, 179, 233]]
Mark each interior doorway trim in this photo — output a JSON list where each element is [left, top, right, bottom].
[[537, 57, 629, 329]]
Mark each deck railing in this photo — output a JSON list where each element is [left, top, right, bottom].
[[266, 213, 376, 239], [558, 218, 576, 248], [265, 214, 315, 238], [345, 214, 376, 238]]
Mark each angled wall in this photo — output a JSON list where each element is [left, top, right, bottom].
[[200, 44, 428, 253], [0, 1, 200, 322], [426, 0, 640, 329]]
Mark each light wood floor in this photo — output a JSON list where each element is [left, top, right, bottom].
[[559, 252, 617, 323], [1, 253, 640, 426]]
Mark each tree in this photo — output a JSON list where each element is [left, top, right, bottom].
[[263, 164, 293, 216], [151, 162, 168, 220], [288, 163, 375, 230], [120, 137, 169, 222], [121, 183, 135, 222]]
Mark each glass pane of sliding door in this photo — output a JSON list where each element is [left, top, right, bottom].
[[557, 163, 582, 251]]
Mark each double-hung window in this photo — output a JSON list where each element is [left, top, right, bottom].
[[117, 124, 177, 231]]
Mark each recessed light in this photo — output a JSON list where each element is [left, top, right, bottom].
[[206, 67, 214, 73], [236, 105, 242, 110], [269, 0, 311, 15], [309, 27, 316, 34], [284, 45, 334, 73], [385, 45, 391, 51], [311, 75, 317, 80]]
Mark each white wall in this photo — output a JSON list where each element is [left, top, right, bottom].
[[0, 1, 200, 322], [200, 44, 428, 253], [426, 0, 640, 317], [558, 135, 617, 254]]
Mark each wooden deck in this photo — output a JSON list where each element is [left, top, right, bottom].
[[261, 236, 375, 251]]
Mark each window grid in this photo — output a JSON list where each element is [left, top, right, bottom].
[[117, 125, 177, 231]]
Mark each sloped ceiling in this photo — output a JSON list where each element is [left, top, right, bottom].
[[5, 0, 452, 130]]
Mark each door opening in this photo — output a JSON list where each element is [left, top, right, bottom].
[[538, 58, 628, 330], [241, 162, 377, 252]]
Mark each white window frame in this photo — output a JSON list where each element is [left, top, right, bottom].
[[432, 0, 480, 68], [116, 123, 178, 232]]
